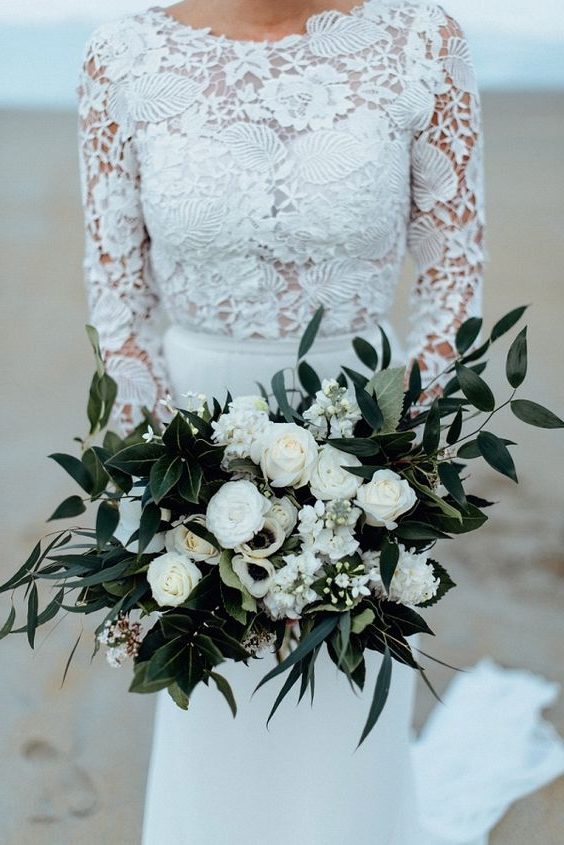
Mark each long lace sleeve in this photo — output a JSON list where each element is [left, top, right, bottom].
[[77, 30, 171, 435], [406, 9, 486, 398]]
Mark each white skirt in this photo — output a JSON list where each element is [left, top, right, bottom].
[[142, 325, 564, 845]]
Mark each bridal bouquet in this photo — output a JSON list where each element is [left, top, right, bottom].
[[2, 307, 562, 744]]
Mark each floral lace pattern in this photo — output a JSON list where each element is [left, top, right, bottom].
[[77, 0, 486, 431]]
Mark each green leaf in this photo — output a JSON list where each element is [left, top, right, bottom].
[[162, 412, 194, 452], [48, 453, 93, 494], [379, 326, 392, 369], [328, 438, 380, 457], [477, 431, 518, 482], [178, 461, 203, 504], [0, 540, 42, 593], [456, 317, 483, 354], [353, 337, 379, 370], [129, 661, 171, 695], [446, 407, 463, 445], [97, 373, 118, 431], [48, 496, 86, 521], [506, 326, 528, 388], [298, 306, 324, 359], [168, 681, 190, 710], [357, 644, 392, 747], [149, 454, 183, 503], [455, 364, 495, 412], [82, 448, 110, 498], [105, 442, 167, 476], [434, 502, 488, 535], [366, 368, 405, 434], [422, 400, 441, 454], [355, 386, 384, 432], [27, 584, 39, 648], [298, 361, 322, 396], [0, 606, 16, 640], [210, 671, 237, 718], [219, 552, 256, 613], [490, 305, 529, 342], [406, 474, 462, 522], [254, 615, 340, 694], [266, 662, 303, 727], [351, 608, 375, 635], [438, 463, 467, 510], [394, 521, 451, 541], [457, 438, 516, 459], [271, 370, 300, 423], [511, 399, 564, 429], [146, 638, 186, 683], [380, 539, 399, 594], [61, 631, 83, 688], [418, 560, 456, 608], [342, 367, 369, 389], [176, 647, 205, 699], [96, 500, 119, 547], [138, 502, 162, 554]]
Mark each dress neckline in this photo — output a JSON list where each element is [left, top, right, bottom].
[[149, 1, 377, 48]]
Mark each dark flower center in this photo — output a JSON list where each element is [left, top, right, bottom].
[[248, 564, 270, 581], [249, 528, 275, 550]]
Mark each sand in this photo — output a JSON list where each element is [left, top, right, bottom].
[[1, 91, 563, 843]]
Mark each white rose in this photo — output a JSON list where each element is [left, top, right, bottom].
[[267, 496, 298, 537], [234, 517, 286, 559], [147, 552, 202, 607], [206, 480, 271, 548], [165, 515, 219, 564], [309, 444, 363, 501], [232, 555, 276, 598], [250, 422, 318, 488], [114, 493, 171, 554], [355, 469, 417, 529]]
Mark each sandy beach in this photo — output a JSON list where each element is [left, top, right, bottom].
[[1, 91, 563, 843]]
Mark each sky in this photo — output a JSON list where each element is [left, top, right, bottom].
[[1, 0, 564, 40]]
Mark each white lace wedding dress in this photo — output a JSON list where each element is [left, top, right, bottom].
[[76, 2, 564, 843]]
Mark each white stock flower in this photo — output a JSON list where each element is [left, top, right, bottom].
[[303, 379, 361, 440], [250, 422, 318, 488], [262, 550, 322, 620], [114, 489, 171, 554], [147, 552, 202, 607], [309, 444, 363, 501], [211, 394, 270, 460], [206, 480, 271, 549], [232, 555, 276, 598], [365, 546, 439, 606], [234, 517, 286, 559], [355, 469, 416, 529], [165, 515, 219, 564], [267, 496, 298, 537]]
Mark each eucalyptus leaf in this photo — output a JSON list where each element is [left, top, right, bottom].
[[298, 306, 324, 359], [357, 644, 392, 747], [422, 400, 441, 454], [27, 584, 39, 648], [511, 399, 564, 429], [438, 462, 467, 510], [456, 317, 483, 354], [455, 364, 495, 412], [149, 454, 183, 504], [477, 431, 518, 483], [355, 386, 384, 432], [210, 671, 237, 718], [490, 305, 529, 341], [380, 539, 400, 594], [379, 326, 392, 369], [298, 361, 322, 396], [272, 370, 300, 423], [48, 496, 86, 522], [353, 337, 379, 371], [48, 453, 93, 494], [96, 500, 119, 547], [506, 326, 528, 388]]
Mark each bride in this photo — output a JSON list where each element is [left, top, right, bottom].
[[77, 1, 564, 843]]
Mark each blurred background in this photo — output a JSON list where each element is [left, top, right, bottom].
[[1, 1, 563, 843]]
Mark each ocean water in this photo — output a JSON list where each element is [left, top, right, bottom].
[[0, 22, 563, 109]]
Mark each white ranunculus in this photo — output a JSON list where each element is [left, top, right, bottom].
[[309, 444, 363, 501], [250, 422, 318, 488], [232, 555, 276, 598], [267, 496, 298, 537], [355, 469, 417, 530], [147, 552, 202, 607], [165, 515, 219, 564], [206, 480, 271, 549], [114, 493, 171, 554], [234, 517, 286, 560]]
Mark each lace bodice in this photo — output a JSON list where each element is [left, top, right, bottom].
[[77, 0, 486, 432]]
